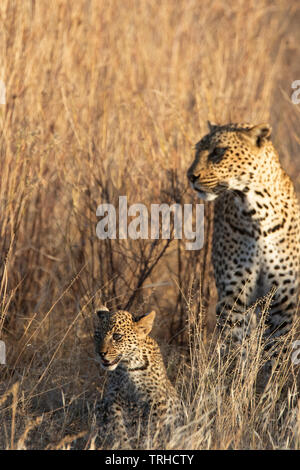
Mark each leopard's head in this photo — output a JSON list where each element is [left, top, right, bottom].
[[94, 308, 156, 371], [187, 122, 273, 201]]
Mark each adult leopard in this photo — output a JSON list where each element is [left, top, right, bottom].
[[187, 122, 300, 357]]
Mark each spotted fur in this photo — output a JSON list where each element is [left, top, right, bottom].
[[94, 308, 182, 448], [187, 122, 300, 354]]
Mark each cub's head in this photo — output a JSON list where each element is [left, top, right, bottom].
[[94, 308, 156, 371], [187, 122, 273, 201]]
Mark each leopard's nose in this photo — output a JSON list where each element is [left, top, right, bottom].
[[188, 173, 198, 183], [99, 351, 107, 359]]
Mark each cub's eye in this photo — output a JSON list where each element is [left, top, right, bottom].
[[113, 333, 123, 341], [208, 147, 227, 163]]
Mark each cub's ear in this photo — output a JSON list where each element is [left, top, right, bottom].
[[95, 306, 110, 319], [135, 310, 156, 338], [244, 123, 272, 147]]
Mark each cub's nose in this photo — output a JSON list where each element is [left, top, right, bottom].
[[188, 173, 198, 184]]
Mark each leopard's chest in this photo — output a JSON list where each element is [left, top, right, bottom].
[[213, 189, 286, 243], [109, 368, 159, 405]]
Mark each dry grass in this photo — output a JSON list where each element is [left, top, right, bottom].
[[0, 0, 300, 450]]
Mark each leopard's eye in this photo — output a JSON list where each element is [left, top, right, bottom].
[[113, 333, 123, 341], [209, 147, 227, 163]]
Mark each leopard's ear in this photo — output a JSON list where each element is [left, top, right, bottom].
[[96, 306, 110, 319], [135, 311, 156, 338], [207, 120, 218, 132], [243, 123, 272, 147]]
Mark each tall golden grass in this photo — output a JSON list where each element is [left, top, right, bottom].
[[0, 0, 300, 449]]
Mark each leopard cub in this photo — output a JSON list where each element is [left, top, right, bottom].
[[94, 307, 182, 448]]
